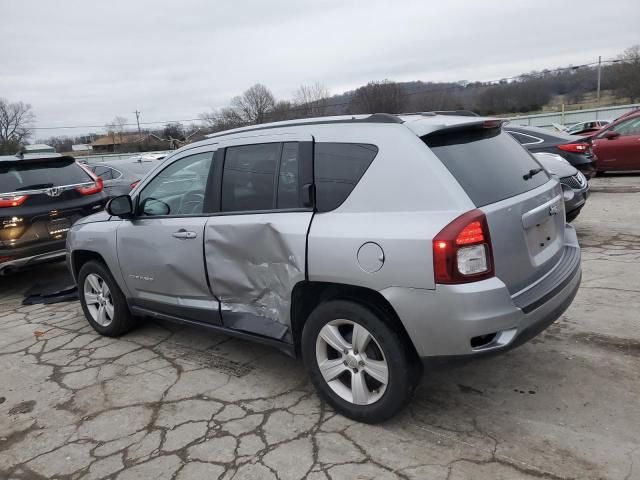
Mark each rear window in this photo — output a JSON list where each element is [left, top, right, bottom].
[[314, 143, 378, 212], [423, 128, 549, 207], [0, 158, 92, 193]]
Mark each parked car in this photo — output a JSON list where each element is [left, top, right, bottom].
[[585, 110, 640, 173], [504, 125, 597, 177], [0, 153, 106, 275], [533, 153, 589, 222], [86, 154, 164, 197], [67, 113, 581, 423], [564, 120, 610, 136]]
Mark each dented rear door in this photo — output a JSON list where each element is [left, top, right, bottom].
[[204, 134, 314, 343]]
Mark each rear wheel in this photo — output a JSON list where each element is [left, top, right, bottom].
[[78, 260, 136, 336], [302, 300, 419, 423]]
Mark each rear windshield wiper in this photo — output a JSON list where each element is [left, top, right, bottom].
[[15, 183, 54, 191], [523, 168, 544, 181]]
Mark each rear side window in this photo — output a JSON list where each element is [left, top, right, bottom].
[[93, 165, 117, 180], [277, 142, 300, 209], [222, 143, 281, 212], [507, 131, 542, 146], [423, 128, 549, 207], [0, 159, 92, 193], [314, 143, 378, 212]]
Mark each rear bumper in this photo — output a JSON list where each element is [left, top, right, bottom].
[[382, 226, 581, 358], [0, 247, 66, 275]]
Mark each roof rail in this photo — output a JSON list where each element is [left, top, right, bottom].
[[206, 113, 404, 138], [399, 110, 479, 117], [431, 110, 480, 117]]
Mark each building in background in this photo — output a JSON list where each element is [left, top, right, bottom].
[[72, 144, 93, 153], [23, 144, 55, 154], [91, 133, 147, 153]]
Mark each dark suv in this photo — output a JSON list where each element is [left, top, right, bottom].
[[0, 153, 107, 274]]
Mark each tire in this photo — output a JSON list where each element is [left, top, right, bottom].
[[301, 300, 420, 423], [78, 260, 136, 337], [566, 209, 581, 223]]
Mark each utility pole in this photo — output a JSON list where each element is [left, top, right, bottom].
[[133, 110, 141, 135], [596, 56, 602, 106]]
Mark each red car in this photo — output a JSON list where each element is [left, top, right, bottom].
[[589, 110, 640, 173]]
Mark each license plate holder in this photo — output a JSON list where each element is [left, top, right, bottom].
[[527, 217, 557, 256], [47, 217, 71, 235]]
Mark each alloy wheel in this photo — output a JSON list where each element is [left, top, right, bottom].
[[315, 319, 389, 405], [83, 273, 115, 327]]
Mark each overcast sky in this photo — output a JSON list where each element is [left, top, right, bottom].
[[1, 0, 638, 139]]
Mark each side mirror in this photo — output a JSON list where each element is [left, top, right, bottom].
[[106, 195, 133, 218], [604, 131, 620, 140]]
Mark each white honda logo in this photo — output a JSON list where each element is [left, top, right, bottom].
[[46, 187, 62, 197]]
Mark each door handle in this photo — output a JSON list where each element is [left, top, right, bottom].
[[172, 230, 197, 239]]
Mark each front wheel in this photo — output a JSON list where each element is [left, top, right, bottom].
[[78, 260, 136, 337], [301, 300, 419, 423]]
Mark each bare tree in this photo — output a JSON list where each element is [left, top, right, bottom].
[[230, 84, 276, 124], [614, 45, 640, 103], [0, 98, 35, 154], [149, 128, 201, 150], [104, 116, 128, 152], [264, 100, 297, 122], [114, 116, 128, 141], [162, 122, 185, 141], [349, 80, 406, 114], [294, 82, 330, 117], [199, 107, 246, 133]]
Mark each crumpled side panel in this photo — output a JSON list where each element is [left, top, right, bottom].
[[204, 213, 312, 334]]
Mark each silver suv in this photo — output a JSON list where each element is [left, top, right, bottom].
[[67, 113, 581, 422]]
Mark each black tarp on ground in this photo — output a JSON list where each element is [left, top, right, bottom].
[[22, 268, 78, 305]]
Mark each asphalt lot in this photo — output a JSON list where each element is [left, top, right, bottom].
[[1, 175, 639, 480]]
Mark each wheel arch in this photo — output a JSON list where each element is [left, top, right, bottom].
[[71, 249, 106, 280], [290, 281, 419, 361]]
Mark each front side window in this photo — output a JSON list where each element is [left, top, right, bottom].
[[138, 152, 213, 216], [608, 117, 640, 136], [221, 143, 281, 212]]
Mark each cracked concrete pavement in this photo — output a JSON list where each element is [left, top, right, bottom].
[[1, 175, 640, 480]]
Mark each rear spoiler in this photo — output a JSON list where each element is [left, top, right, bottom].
[[419, 119, 506, 139], [0, 154, 76, 166]]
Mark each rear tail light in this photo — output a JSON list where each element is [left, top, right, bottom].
[[558, 143, 589, 153], [76, 163, 104, 196], [483, 119, 503, 129], [75, 177, 104, 196], [0, 195, 29, 208], [130, 180, 140, 189], [433, 210, 494, 284]]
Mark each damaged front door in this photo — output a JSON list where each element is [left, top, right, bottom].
[[205, 136, 314, 342]]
